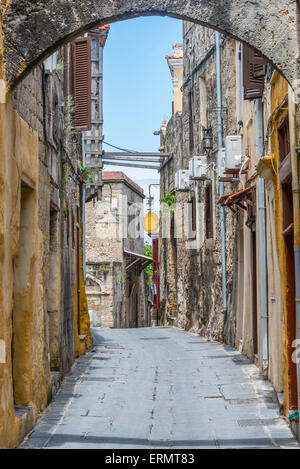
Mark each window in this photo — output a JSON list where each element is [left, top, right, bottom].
[[243, 45, 268, 100], [72, 36, 92, 130], [278, 116, 293, 234], [278, 116, 290, 164]]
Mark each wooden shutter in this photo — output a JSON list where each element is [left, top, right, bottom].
[[243, 45, 267, 100], [72, 36, 91, 130]]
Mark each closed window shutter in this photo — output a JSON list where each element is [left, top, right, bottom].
[[72, 37, 91, 130], [243, 45, 267, 100]]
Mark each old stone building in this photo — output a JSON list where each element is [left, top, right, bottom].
[[159, 26, 236, 340], [159, 21, 300, 433], [0, 41, 92, 448], [86, 171, 151, 328]]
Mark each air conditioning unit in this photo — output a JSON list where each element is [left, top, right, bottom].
[[225, 136, 242, 169], [175, 170, 191, 191], [43, 52, 58, 73], [189, 156, 207, 179]]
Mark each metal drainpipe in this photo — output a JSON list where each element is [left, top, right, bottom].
[[256, 98, 268, 372], [231, 224, 238, 347], [82, 131, 86, 281], [216, 32, 227, 315]]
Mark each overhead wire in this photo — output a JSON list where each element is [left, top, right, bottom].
[[102, 140, 141, 154]]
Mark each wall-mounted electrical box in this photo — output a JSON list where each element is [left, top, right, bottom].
[[174, 170, 191, 191], [189, 156, 207, 179], [225, 136, 242, 169]]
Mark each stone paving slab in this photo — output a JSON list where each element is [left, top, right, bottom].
[[21, 327, 299, 449]]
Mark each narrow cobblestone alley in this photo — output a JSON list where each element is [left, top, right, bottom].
[[22, 328, 298, 449]]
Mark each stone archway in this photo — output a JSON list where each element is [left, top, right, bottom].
[[2, 0, 299, 90]]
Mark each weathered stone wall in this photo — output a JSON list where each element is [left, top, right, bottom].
[[86, 262, 122, 328], [85, 174, 146, 329], [2, 0, 298, 90], [0, 39, 91, 448], [86, 183, 124, 264], [160, 24, 237, 341], [160, 21, 293, 410]]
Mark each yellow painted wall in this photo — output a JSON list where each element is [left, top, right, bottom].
[[73, 217, 93, 358], [268, 72, 291, 414], [173, 67, 183, 114], [0, 91, 49, 447], [0, 17, 92, 447], [235, 72, 287, 394]]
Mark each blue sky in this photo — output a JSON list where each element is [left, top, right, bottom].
[[103, 16, 182, 191]]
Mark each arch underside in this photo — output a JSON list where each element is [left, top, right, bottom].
[[2, 0, 298, 89]]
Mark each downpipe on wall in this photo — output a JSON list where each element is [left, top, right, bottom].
[[230, 222, 238, 347], [256, 98, 268, 373], [82, 132, 86, 281], [216, 32, 227, 316]]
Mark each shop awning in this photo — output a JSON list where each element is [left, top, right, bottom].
[[218, 186, 256, 228], [124, 249, 153, 272], [217, 186, 255, 214]]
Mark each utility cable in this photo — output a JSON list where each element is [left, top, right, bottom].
[[102, 140, 141, 154]]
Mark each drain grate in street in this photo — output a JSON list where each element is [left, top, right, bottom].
[[204, 396, 224, 400], [232, 356, 252, 365], [238, 418, 283, 427], [89, 357, 111, 361], [202, 355, 235, 359], [140, 337, 169, 340], [81, 377, 115, 382], [104, 346, 124, 350], [228, 396, 274, 405], [188, 341, 218, 344]]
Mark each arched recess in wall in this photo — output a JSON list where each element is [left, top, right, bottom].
[[2, 0, 299, 90]]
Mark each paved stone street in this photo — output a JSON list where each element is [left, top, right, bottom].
[[22, 327, 298, 449]]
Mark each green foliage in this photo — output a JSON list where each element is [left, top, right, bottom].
[[117, 275, 126, 285], [63, 95, 78, 140], [77, 160, 101, 184], [161, 191, 176, 217], [161, 191, 176, 207], [144, 244, 153, 285]]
